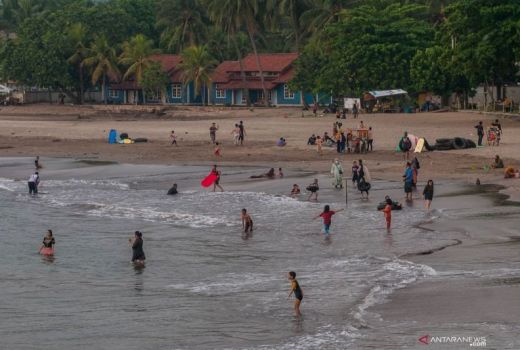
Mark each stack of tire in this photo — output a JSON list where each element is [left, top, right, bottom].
[[434, 137, 476, 151]]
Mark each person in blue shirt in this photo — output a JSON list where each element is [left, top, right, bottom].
[[403, 162, 414, 201]]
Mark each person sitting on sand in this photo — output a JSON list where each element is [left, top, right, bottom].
[[129, 231, 145, 265], [277, 137, 286, 147], [491, 155, 504, 169], [504, 167, 519, 179], [167, 183, 178, 195], [39, 230, 55, 256], [291, 184, 301, 196], [250, 168, 276, 179], [307, 134, 317, 145]]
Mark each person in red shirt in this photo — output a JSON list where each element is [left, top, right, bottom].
[[382, 197, 393, 231], [314, 205, 344, 236]]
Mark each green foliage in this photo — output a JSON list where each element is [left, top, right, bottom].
[[119, 34, 158, 82], [141, 61, 169, 98], [178, 45, 217, 104]]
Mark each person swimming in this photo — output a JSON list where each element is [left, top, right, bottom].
[[288, 271, 303, 317], [241, 208, 253, 233], [129, 231, 146, 265], [250, 168, 275, 179], [167, 183, 178, 195], [291, 184, 301, 196], [39, 230, 55, 256]]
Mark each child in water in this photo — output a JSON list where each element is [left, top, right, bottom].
[[241, 208, 253, 233], [382, 197, 393, 231], [314, 205, 344, 236], [129, 231, 145, 265], [39, 229, 55, 256], [287, 271, 303, 317], [291, 184, 301, 196]]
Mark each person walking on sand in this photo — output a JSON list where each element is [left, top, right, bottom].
[[39, 230, 55, 256], [28, 171, 40, 195], [352, 160, 360, 185], [129, 231, 145, 265], [423, 180, 434, 210], [307, 179, 319, 201], [211, 165, 224, 192], [403, 162, 414, 201], [330, 159, 344, 189], [352, 101, 359, 119], [475, 121, 484, 147], [358, 159, 371, 199], [288, 271, 303, 317], [316, 136, 323, 155], [411, 156, 420, 188], [382, 197, 393, 232], [209, 122, 219, 144], [238, 120, 246, 145], [367, 127, 373, 152], [314, 205, 344, 237], [170, 130, 177, 145], [399, 132, 412, 161], [241, 208, 253, 233], [231, 124, 240, 146], [214, 142, 222, 157]]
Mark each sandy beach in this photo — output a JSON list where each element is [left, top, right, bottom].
[[1, 104, 519, 348]]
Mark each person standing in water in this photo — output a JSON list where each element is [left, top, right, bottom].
[[211, 165, 224, 192], [129, 231, 145, 265], [241, 209, 253, 233], [28, 171, 40, 195], [307, 179, 319, 201], [39, 230, 55, 256], [35, 156, 42, 169], [330, 159, 344, 189], [382, 198, 393, 232], [287, 271, 303, 317], [423, 180, 434, 210], [314, 205, 344, 236], [403, 162, 414, 201]]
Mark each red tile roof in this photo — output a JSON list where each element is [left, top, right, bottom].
[[148, 54, 182, 74], [239, 53, 298, 72], [212, 60, 240, 83], [217, 80, 278, 90]]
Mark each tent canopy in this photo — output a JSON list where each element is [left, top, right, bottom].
[[0, 84, 11, 94], [368, 89, 407, 99]]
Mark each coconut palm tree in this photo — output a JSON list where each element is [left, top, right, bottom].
[[156, 0, 207, 52], [119, 34, 159, 103], [178, 45, 217, 106], [301, 0, 358, 40], [279, 0, 310, 52], [205, 0, 274, 106], [67, 23, 87, 104], [82, 35, 120, 104]]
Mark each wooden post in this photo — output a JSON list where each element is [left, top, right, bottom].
[[345, 177, 348, 205]]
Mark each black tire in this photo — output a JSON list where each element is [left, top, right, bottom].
[[436, 138, 452, 144], [133, 138, 148, 143], [434, 144, 453, 151], [452, 137, 466, 149], [465, 139, 477, 148], [423, 138, 434, 151]]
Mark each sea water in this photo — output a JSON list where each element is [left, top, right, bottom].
[[0, 158, 518, 349]]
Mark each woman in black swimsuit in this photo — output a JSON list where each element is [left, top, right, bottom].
[[129, 231, 145, 264]]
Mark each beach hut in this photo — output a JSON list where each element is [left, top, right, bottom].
[[362, 89, 408, 113]]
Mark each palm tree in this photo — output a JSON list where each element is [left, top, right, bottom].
[[67, 23, 87, 104], [205, 0, 274, 106], [156, 0, 207, 52], [279, 0, 310, 52], [12, 0, 41, 27], [82, 35, 120, 104], [119, 34, 159, 103], [301, 0, 358, 40], [178, 45, 217, 106]]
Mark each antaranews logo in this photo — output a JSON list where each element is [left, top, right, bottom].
[[418, 335, 486, 347], [419, 335, 430, 345]]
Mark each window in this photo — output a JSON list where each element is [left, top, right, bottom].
[[171, 84, 182, 99], [215, 84, 226, 99], [148, 90, 161, 102], [283, 84, 294, 99], [109, 89, 119, 98]]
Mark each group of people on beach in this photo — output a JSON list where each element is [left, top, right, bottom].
[[474, 119, 502, 147], [308, 121, 374, 155]]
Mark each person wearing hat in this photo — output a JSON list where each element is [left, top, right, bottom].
[[28, 171, 40, 195], [129, 231, 146, 265]]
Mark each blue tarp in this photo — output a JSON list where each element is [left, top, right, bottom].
[[108, 129, 117, 144]]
